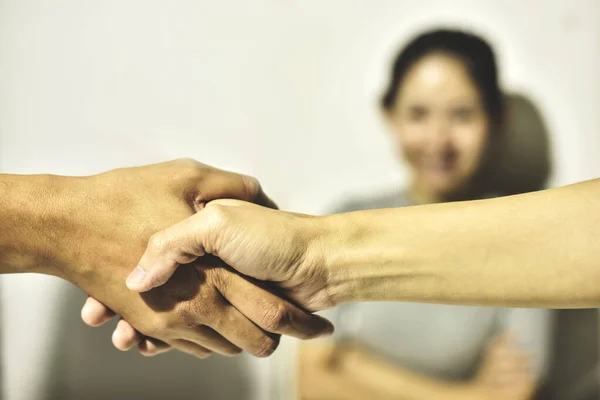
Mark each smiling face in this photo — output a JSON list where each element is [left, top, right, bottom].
[[387, 52, 492, 199]]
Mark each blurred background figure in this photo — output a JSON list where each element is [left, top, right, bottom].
[[298, 29, 554, 400]]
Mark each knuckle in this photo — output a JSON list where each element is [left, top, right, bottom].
[[149, 232, 171, 254], [196, 349, 213, 359], [207, 203, 227, 219], [241, 175, 261, 200], [204, 204, 229, 230], [112, 334, 132, 351], [252, 334, 279, 358], [174, 303, 198, 327], [183, 320, 203, 330], [114, 342, 130, 352], [81, 308, 102, 327], [259, 302, 289, 333], [223, 346, 243, 357], [176, 157, 200, 169], [229, 347, 243, 356], [121, 328, 138, 344], [145, 316, 172, 338], [148, 272, 170, 288], [178, 158, 209, 181], [210, 269, 230, 292], [176, 297, 215, 328], [140, 348, 155, 357]]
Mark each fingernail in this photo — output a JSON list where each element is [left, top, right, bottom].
[[126, 267, 146, 285]]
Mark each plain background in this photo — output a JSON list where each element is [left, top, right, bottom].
[[1, 0, 599, 399]]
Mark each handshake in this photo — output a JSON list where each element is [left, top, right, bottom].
[[5, 158, 590, 360], [3, 159, 339, 359]]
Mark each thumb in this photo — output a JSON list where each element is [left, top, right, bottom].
[[193, 169, 278, 210], [126, 213, 210, 292], [208, 198, 248, 207]]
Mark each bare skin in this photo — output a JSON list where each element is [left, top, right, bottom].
[[0, 159, 333, 358]]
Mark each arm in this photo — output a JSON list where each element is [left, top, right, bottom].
[[0, 174, 78, 276], [0, 160, 332, 358], [298, 306, 479, 400], [469, 310, 555, 400], [473, 332, 537, 400], [298, 342, 386, 400], [301, 335, 543, 400], [323, 179, 600, 308], [501, 309, 554, 384], [299, 341, 481, 400], [127, 179, 600, 309]]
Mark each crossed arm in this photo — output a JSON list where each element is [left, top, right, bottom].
[[299, 334, 537, 400], [299, 308, 552, 400]]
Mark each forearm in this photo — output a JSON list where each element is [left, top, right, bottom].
[[298, 343, 385, 400], [0, 174, 82, 277], [351, 363, 536, 400], [338, 349, 479, 400], [350, 366, 473, 400], [321, 179, 600, 308]]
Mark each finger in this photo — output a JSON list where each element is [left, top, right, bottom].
[[126, 214, 209, 293], [493, 370, 534, 386], [490, 359, 530, 375], [219, 272, 334, 340], [193, 169, 278, 210], [183, 325, 243, 357], [487, 331, 512, 351], [138, 338, 172, 357], [487, 355, 531, 379], [489, 346, 531, 363], [81, 297, 117, 327], [209, 303, 280, 358], [496, 354, 531, 371], [112, 319, 143, 351], [306, 341, 339, 364], [169, 339, 213, 359]]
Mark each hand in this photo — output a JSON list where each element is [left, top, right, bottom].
[[125, 199, 335, 312], [76, 159, 276, 355], [43, 159, 332, 357], [81, 296, 172, 356], [299, 342, 376, 400], [471, 332, 536, 400], [338, 339, 534, 400]]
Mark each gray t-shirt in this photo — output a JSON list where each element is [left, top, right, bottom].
[[328, 190, 553, 382]]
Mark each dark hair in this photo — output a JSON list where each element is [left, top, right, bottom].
[[381, 29, 503, 126]]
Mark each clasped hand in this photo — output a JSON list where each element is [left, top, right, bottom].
[[58, 159, 334, 359]]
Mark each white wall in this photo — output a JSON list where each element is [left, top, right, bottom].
[[0, 1, 598, 399]]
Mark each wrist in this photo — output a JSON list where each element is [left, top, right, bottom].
[[309, 207, 456, 306], [302, 213, 359, 309], [0, 174, 86, 277], [309, 211, 395, 307]]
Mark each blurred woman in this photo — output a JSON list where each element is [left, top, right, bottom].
[[298, 29, 553, 400]]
